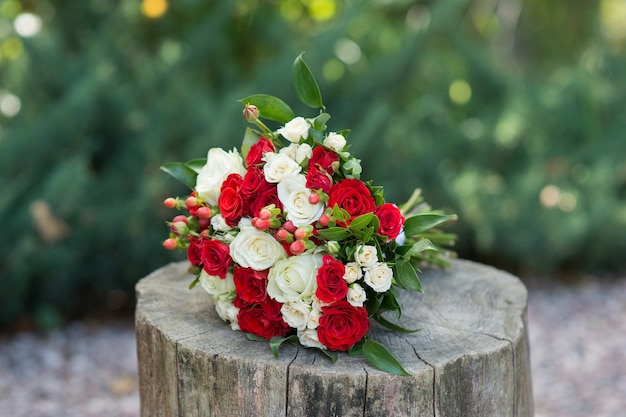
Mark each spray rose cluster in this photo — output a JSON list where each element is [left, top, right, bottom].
[[160, 55, 455, 375]]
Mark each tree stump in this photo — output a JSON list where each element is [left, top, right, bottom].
[[135, 259, 533, 417]]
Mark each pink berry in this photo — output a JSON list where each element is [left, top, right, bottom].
[[290, 240, 305, 255], [318, 214, 330, 227], [259, 208, 272, 220], [255, 219, 271, 231], [198, 218, 211, 229], [308, 193, 320, 204], [163, 238, 177, 250], [274, 229, 289, 241], [173, 215, 188, 224], [163, 198, 177, 208], [283, 220, 296, 233], [196, 206, 212, 219], [185, 196, 198, 208], [294, 228, 307, 240]]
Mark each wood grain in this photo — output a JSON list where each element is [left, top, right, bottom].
[[136, 259, 533, 417]]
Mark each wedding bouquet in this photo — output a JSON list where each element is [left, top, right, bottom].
[[161, 55, 456, 375]]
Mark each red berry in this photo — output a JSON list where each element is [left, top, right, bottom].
[[198, 218, 211, 229], [255, 219, 271, 231], [163, 238, 177, 250], [163, 198, 177, 208], [196, 206, 212, 219], [283, 220, 296, 233], [173, 215, 188, 224], [290, 240, 305, 255], [308, 193, 320, 204]]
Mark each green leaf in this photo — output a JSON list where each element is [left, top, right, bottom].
[[348, 339, 365, 356], [319, 348, 338, 363], [292, 53, 324, 109], [239, 94, 295, 123], [185, 158, 207, 173], [363, 339, 411, 376], [316, 227, 352, 241], [246, 333, 268, 342], [188, 275, 201, 290], [365, 294, 384, 316], [403, 213, 457, 236], [312, 112, 331, 131], [331, 204, 350, 223], [394, 259, 423, 292], [397, 238, 438, 259], [378, 291, 401, 313], [241, 127, 262, 161], [269, 335, 299, 358], [349, 212, 375, 231], [160, 162, 198, 190], [374, 314, 420, 333]]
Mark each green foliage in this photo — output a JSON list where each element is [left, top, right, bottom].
[[0, 0, 624, 329]]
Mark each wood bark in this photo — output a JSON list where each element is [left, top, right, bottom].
[[136, 259, 533, 417]]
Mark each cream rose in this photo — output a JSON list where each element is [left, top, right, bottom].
[[347, 283, 367, 307], [210, 214, 232, 232], [277, 174, 324, 226], [354, 244, 378, 267], [343, 262, 362, 284], [199, 270, 236, 301], [267, 253, 323, 303], [215, 299, 240, 331], [279, 143, 313, 164], [323, 132, 346, 152], [195, 148, 246, 206], [363, 262, 394, 293], [307, 306, 322, 329], [277, 116, 310, 143], [229, 221, 287, 270], [263, 153, 302, 183], [280, 299, 311, 331], [297, 328, 326, 349]]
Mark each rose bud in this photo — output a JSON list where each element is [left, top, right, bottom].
[[196, 206, 212, 220], [162, 238, 177, 250], [163, 198, 177, 209], [243, 104, 260, 121], [326, 240, 341, 255], [170, 221, 188, 236]]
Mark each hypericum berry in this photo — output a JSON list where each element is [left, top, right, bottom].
[[163, 238, 177, 250], [290, 240, 305, 255], [163, 198, 177, 208], [283, 220, 297, 233], [259, 208, 272, 220], [196, 206, 212, 219], [185, 196, 198, 208], [308, 193, 320, 204], [274, 228, 289, 241], [255, 218, 271, 231], [294, 227, 307, 240], [198, 218, 211, 229], [173, 215, 188, 224], [318, 214, 330, 227]]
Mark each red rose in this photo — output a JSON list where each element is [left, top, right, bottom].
[[375, 203, 405, 240], [316, 255, 348, 303], [237, 298, 291, 339], [218, 173, 243, 226], [309, 146, 339, 173], [317, 300, 369, 351], [187, 237, 203, 265], [233, 266, 268, 304], [246, 137, 275, 167], [201, 239, 232, 278], [306, 166, 332, 193], [241, 167, 278, 217], [327, 179, 376, 226]]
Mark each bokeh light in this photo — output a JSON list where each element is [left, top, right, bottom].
[[0, 92, 21, 117], [449, 79, 471, 105], [141, 0, 168, 19], [14, 13, 42, 37], [308, 0, 336, 22]]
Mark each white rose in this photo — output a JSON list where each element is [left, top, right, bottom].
[[277, 117, 310, 143], [281, 299, 311, 331], [277, 174, 324, 226], [395, 229, 406, 246], [343, 262, 362, 284], [199, 270, 236, 301], [279, 143, 313, 164], [363, 262, 394, 293], [195, 148, 246, 206], [297, 328, 326, 349], [263, 153, 302, 183], [323, 132, 346, 152], [210, 214, 232, 232], [347, 283, 367, 307], [354, 245, 378, 267], [267, 253, 323, 303], [229, 224, 287, 270], [215, 299, 240, 331], [307, 306, 322, 329]]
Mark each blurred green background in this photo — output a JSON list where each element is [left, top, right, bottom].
[[1, 0, 625, 330]]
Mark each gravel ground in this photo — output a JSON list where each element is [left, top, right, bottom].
[[1, 277, 625, 417]]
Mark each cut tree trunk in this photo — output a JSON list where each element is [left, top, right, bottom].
[[135, 259, 533, 417]]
